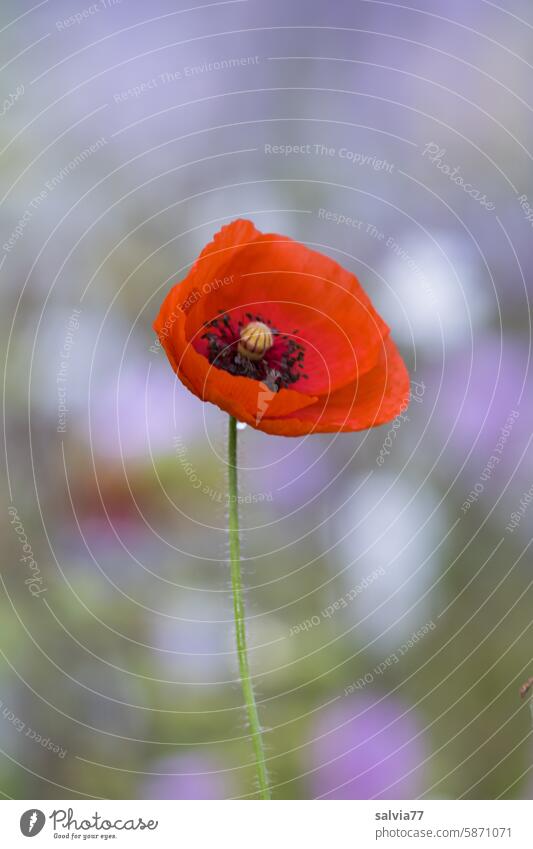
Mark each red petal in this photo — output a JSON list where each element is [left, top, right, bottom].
[[255, 335, 410, 435]]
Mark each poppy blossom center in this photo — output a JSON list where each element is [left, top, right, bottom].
[[200, 312, 307, 393], [238, 321, 274, 361]]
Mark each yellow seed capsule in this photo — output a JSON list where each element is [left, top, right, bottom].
[[238, 321, 274, 361]]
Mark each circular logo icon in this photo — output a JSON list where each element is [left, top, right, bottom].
[[20, 809, 46, 837]]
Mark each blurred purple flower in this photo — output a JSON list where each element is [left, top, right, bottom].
[[60, 514, 159, 590], [427, 334, 533, 500], [89, 358, 200, 459], [332, 471, 445, 651], [150, 596, 233, 682], [241, 428, 332, 511], [309, 694, 426, 799], [140, 753, 232, 800]]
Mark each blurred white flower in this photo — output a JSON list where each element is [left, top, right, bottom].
[[150, 595, 233, 683], [331, 471, 447, 650], [373, 230, 493, 356]]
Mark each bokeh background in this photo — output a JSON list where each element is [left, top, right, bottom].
[[1, 0, 533, 800]]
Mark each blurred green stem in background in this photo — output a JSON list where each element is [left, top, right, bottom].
[[228, 415, 271, 799]]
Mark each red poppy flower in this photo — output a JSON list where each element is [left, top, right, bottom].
[[154, 219, 409, 436]]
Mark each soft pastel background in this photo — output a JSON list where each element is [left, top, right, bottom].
[[1, 0, 533, 800]]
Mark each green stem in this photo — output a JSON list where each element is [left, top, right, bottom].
[[227, 415, 271, 800]]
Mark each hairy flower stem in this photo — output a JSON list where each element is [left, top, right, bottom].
[[228, 415, 271, 799]]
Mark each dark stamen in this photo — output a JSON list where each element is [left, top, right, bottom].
[[201, 312, 307, 392]]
